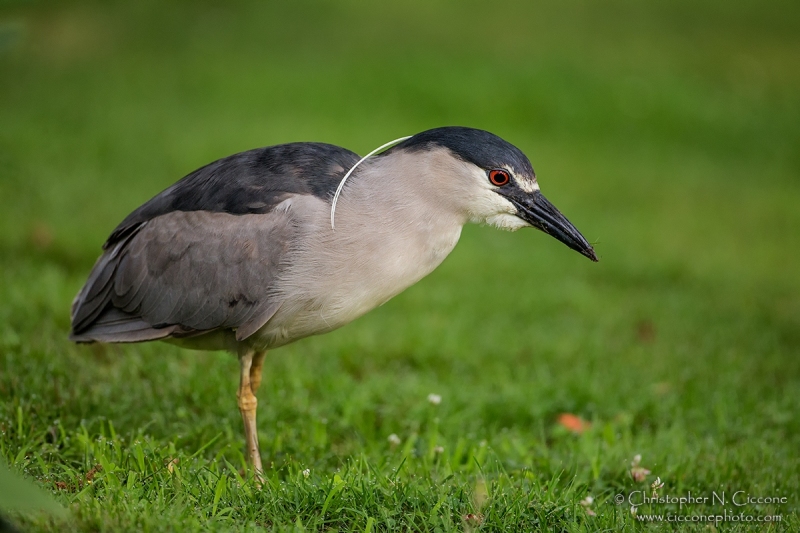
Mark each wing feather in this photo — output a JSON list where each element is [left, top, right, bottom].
[[72, 209, 295, 343]]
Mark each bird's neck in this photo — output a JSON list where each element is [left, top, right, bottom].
[[343, 148, 473, 226], [330, 161, 466, 274], [299, 154, 467, 317]]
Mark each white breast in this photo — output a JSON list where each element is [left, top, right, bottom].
[[256, 188, 464, 348]]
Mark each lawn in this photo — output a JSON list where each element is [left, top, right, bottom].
[[1, 0, 799, 531]]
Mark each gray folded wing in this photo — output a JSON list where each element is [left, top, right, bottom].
[[70, 209, 294, 343]]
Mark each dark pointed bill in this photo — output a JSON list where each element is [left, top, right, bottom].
[[501, 190, 598, 262]]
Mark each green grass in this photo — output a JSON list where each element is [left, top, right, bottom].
[[1, 0, 799, 530]]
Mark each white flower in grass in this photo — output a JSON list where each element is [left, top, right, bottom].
[[427, 393, 442, 405], [434, 446, 444, 454], [580, 495, 596, 517], [388, 434, 401, 446], [651, 476, 664, 496], [302, 469, 310, 478]]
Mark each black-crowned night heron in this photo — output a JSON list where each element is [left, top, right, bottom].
[[70, 126, 597, 476]]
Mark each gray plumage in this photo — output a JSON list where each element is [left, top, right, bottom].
[[71, 210, 290, 343]]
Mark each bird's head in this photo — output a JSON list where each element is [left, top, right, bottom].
[[390, 127, 598, 262]]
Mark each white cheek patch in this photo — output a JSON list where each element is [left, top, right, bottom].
[[486, 213, 529, 231], [469, 191, 529, 232]]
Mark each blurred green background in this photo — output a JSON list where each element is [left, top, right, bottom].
[[1, 0, 799, 531]]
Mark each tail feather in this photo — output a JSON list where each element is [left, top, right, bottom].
[[69, 306, 177, 343], [71, 226, 151, 340]]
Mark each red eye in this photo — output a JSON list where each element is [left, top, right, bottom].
[[488, 169, 510, 186]]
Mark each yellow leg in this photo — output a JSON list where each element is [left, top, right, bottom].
[[250, 350, 266, 396], [237, 348, 266, 482]]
